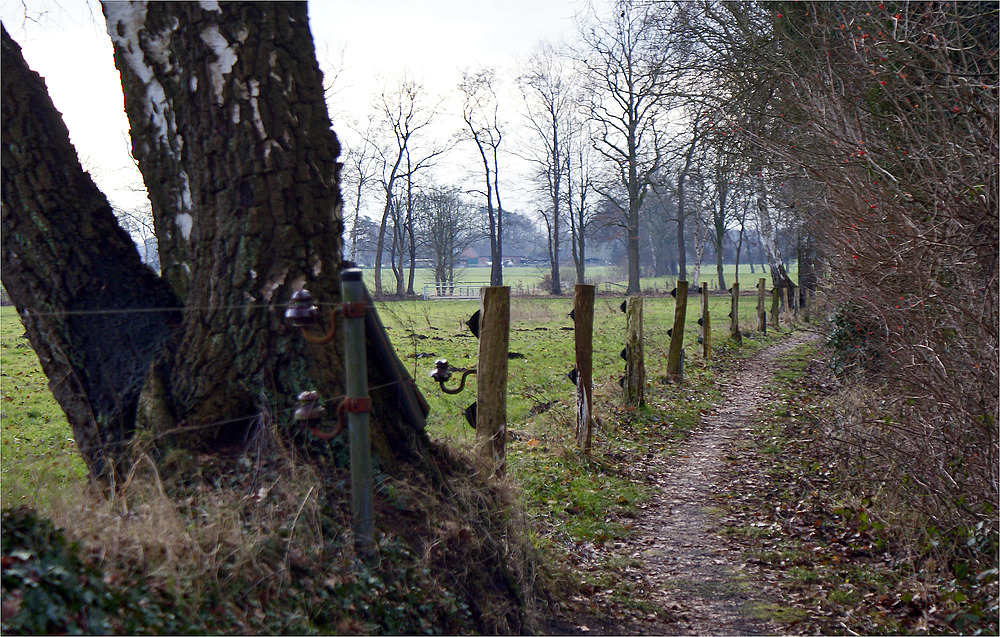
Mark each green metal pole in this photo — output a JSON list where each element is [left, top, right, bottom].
[[341, 269, 373, 553]]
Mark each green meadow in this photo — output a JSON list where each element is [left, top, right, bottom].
[[358, 263, 797, 297]]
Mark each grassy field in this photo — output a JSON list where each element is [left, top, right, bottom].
[[0, 307, 86, 506], [360, 263, 798, 297], [380, 290, 773, 438]]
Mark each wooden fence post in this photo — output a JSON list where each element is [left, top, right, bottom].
[[700, 281, 710, 359], [477, 286, 509, 478], [783, 286, 793, 326], [574, 285, 595, 453], [770, 287, 780, 330], [757, 277, 767, 333], [341, 269, 373, 553], [730, 282, 742, 343], [624, 296, 645, 407], [667, 281, 688, 381]]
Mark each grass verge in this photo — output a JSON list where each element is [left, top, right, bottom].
[[716, 341, 999, 635]]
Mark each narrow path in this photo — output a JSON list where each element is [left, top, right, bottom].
[[614, 331, 820, 635]]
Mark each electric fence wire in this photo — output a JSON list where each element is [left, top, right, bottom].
[[9, 377, 410, 463]]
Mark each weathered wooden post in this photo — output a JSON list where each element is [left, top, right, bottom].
[[574, 285, 595, 453], [699, 281, 710, 359], [341, 269, 373, 553], [783, 286, 793, 326], [770, 287, 780, 330], [477, 286, 509, 478], [667, 281, 688, 381], [757, 277, 767, 334], [729, 282, 742, 343], [623, 296, 645, 407]]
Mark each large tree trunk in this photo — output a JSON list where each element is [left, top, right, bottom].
[[3, 4, 434, 477], [105, 1, 349, 448], [714, 182, 729, 291], [1, 27, 179, 478], [626, 175, 641, 294], [548, 145, 562, 295]]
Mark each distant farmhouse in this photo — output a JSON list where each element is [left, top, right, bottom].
[[459, 247, 535, 267]]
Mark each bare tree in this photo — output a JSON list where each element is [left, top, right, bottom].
[[566, 113, 597, 284], [415, 184, 480, 291], [578, 0, 692, 294], [671, 114, 703, 282], [459, 68, 506, 287], [518, 41, 575, 294], [699, 0, 998, 536], [370, 75, 441, 296], [340, 115, 380, 263]]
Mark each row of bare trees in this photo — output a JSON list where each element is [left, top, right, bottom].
[[694, 0, 998, 539], [326, 0, 809, 298]]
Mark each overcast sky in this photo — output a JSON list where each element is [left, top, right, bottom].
[[1, 0, 596, 215]]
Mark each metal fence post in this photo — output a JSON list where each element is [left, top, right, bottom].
[[341, 269, 372, 553]]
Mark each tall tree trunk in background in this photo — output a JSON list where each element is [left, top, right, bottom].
[[1, 27, 178, 477], [675, 133, 699, 283], [391, 199, 406, 295], [797, 221, 817, 303], [676, 176, 688, 283], [568, 148, 588, 285], [713, 174, 729, 291], [753, 180, 793, 290], [626, 168, 642, 293], [3, 4, 435, 478], [492, 149, 505, 287], [405, 153, 417, 296], [735, 221, 745, 277]]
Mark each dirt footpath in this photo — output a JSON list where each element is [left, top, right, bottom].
[[581, 331, 820, 635]]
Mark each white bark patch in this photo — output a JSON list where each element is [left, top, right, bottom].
[[262, 267, 290, 302], [310, 253, 322, 277], [105, 2, 183, 157], [175, 213, 193, 241], [177, 170, 193, 211], [199, 0, 220, 11], [105, 3, 152, 82], [754, 190, 785, 270], [247, 79, 267, 139], [189, 75, 198, 92], [199, 25, 238, 104], [263, 140, 282, 163], [142, 17, 178, 69]]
